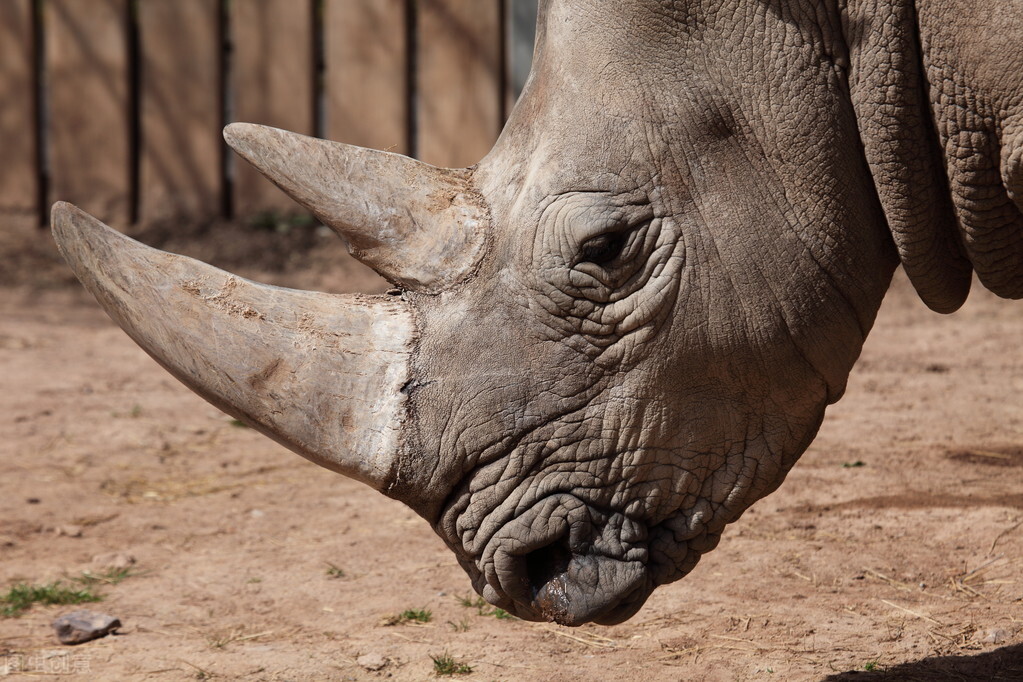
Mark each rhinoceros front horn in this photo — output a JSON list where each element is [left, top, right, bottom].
[[51, 202, 416, 492], [223, 123, 488, 293]]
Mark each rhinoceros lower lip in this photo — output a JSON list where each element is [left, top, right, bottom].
[[490, 545, 649, 625], [485, 496, 651, 625], [526, 552, 649, 626]]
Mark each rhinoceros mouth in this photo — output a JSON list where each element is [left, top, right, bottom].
[[500, 540, 651, 625], [471, 493, 657, 625]]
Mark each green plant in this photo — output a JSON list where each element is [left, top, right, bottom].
[[74, 566, 139, 586], [457, 594, 487, 610], [399, 608, 432, 624], [842, 460, 866, 468], [431, 652, 473, 675], [447, 618, 471, 632], [1, 582, 101, 617], [381, 607, 433, 626], [206, 633, 233, 649], [324, 562, 346, 579], [864, 660, 880, 672], [456, 594, 516, 620]]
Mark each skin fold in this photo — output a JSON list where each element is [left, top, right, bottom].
[[53, 0, 1022, 626]]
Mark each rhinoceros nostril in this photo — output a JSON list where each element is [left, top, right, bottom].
[[525, 535, 573, 598]]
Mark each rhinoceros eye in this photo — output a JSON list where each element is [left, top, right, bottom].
[[579, 231, 628, 266]]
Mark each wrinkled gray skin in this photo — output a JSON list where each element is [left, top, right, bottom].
[[53, 0, 1022, 626]]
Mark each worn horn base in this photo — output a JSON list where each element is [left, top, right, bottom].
[[51, 202, 416, 491]]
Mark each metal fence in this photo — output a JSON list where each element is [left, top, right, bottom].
[[0, 0, 537, 230]]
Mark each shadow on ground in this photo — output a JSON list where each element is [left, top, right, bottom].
[[823, 643, 1023, 681]]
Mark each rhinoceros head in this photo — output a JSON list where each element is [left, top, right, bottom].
[[54, 0, 1022, 625]]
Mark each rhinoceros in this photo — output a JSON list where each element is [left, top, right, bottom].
[[52, 0, 1021, 626]]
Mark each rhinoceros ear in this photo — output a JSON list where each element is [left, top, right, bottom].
[[52, 202, 416, 491], [224, 123, 488, 294]]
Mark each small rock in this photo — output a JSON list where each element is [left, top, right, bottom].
[[91, 552, 136, 570], [357, 653, 388, 671], [53, 525, 83, 538], [982, 628, 1009, 645], [52, 610, 121, 645]]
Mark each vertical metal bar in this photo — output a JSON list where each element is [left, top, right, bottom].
[[127, 0, 140, 226], [405, 0, 418, 159], [498, 0, 508, 125], [32, 0, 48, 227], [313, 0, 325, 140], [219, 0, 233, 219]]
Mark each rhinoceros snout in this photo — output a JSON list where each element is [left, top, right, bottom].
[[480, 495, 654, 625]]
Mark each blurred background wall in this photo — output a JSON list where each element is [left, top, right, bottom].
[[0, 0, 538, 237]]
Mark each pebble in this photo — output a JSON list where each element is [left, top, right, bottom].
[[53, 525, 83, 538], [982, 628, 1009, 645], [52, 610, 121, 645], [356, 653, 388, 671], [90, 552, 136, 570]]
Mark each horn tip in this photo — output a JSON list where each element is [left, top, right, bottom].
[[223, 121, 248, 142], [223, 122, 277, 155], [50, 201, 91, 245], [223, 122, 248, 151], [51, 200, 76, 226], [49, 201, 127, 270]]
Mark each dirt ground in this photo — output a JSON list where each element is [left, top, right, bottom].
[[1, 229, 1021, 681]]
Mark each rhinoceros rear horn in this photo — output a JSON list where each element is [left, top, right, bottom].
[[51, 202, 416, 491], [223, 123, 488, 294]]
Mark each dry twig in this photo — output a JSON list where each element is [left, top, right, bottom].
[[536, 626, 616, 649], [879, 599, 944, 626], [989, 520, 1023, 555]]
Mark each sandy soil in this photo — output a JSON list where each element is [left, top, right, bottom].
[[0, 240, 1020, 681]]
